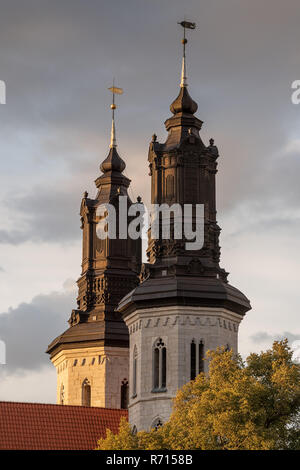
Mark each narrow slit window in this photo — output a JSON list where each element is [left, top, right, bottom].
[[162, 347, 167, 388], [132, 346, 138, 397], [199, 341, 204, 373], [190, 340, 196, 380], [121, 379, 129, 409], [82, 378, 91, 407], [154, 347, 160, 389], [153, 338, 167, 392]]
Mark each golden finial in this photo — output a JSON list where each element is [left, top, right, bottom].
[[108, 80, 123, 148], [177, 20, 196, 88]]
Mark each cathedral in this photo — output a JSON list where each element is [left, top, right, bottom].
[[47, 23, 251, 433]]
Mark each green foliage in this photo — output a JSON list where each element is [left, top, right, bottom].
[[96, 340, 300, 450]]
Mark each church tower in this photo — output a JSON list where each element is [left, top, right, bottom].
[[118, 23, 251, 431], [47, 86, 141, 409]]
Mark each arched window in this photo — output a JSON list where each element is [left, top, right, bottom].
[[121, 378, 129, 409], [151, 417, 163, 431], [60, 384, 64, 405], [190, 339, 205, 379], [132, 346, 137, 398], [82, 378, 91, 407], [153, 338, 167, 392], [190, 340, 196, 380], [131, 425, 137, 435]]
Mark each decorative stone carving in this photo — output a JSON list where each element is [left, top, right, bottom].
[[68, 310, 88, 327], [187, 258, 205, 275]]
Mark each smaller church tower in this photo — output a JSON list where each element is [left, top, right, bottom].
[[47, 86, 141, 409], [118, 23, 251, 431]]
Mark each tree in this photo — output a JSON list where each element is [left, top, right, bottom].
[[96, 340, 300, 450]]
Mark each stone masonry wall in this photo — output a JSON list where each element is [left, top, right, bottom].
[[52, 346, 129, 409], [125, 306, 243, 431]]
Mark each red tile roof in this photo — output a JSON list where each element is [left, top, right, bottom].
[[0, 401, 128, 450]]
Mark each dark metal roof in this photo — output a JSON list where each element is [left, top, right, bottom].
[[46, 320, 129, 358], [118, 276, 251, 317]]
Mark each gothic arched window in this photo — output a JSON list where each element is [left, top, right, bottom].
[[121, 378, 129, 409], [151, 417, 163, 431], [82, 378, 91, 407], [132, 346, 138, 398], [153, 338, 167, 392], [190, 339, 205, 379], [131, 425, 137, 435], [60, 384, 64, 405]]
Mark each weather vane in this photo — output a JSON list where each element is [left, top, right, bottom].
[[108, 80, 123, 148], [177, 20, 196, 87]]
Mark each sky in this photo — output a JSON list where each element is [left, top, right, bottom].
[[0, 0, 299, 403]]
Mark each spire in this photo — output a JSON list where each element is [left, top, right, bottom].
[[180, 54, 187, 88], [100, 82, 126, 174], [162, 21, 203, 150], [110, 116, 117, 148], [178, 20, 195, 88], [109, 82, 123, 148], [169, 21, 198, 117]]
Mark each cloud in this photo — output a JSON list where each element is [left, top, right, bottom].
[[250, 331, 300, 345], [0, 142, 148, 245], [0, 0, 299, 245], [0, 285, 75, 375], [0, 183, 83, 245], [284, 139, 300, 155]]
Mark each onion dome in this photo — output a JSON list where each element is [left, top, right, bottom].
[[100, 146, 126, 173], [170, 86, 198, 115]]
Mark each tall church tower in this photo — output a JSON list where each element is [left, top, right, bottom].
[[118, 23, 251, 431], [47, 87, 141, 409]]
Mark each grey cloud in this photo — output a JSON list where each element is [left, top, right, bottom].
[[0, 0, 299, 201], [0, 185, 82, 244], [0, 230, 32, 245], [0, 287, 75, 374], [0, 0, 299, 235], [222, 212, 300, 242], [250, 331, 300, 345]]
